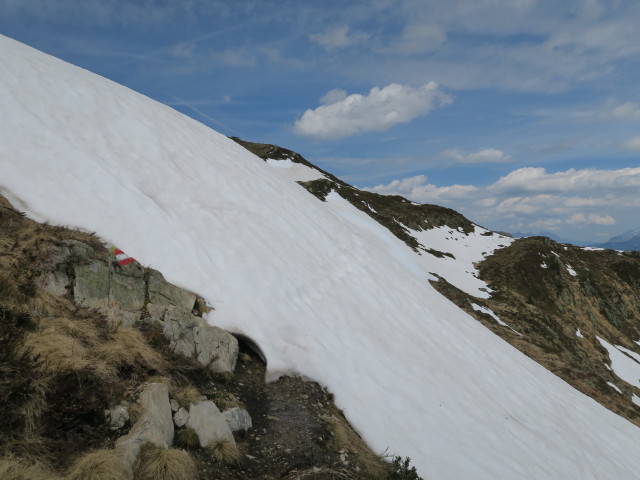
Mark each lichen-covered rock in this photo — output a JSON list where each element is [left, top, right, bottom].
[[163, 306, 238, 374], [109, 262, 145, 312], [222, 407, 252, 433], [148, 269, 196, 311], [115, 383, 174, 476], [74, 259, 110, 309], [37, 264, 70, 297], [186, 401, 235, 447], [38, 240, 236, 369]]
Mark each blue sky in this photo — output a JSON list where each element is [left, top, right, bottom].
[[2, 0, 640, 242]]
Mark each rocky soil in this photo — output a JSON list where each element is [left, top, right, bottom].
[[0, 194, 392, 479]]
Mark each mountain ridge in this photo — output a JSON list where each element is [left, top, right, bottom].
[[4, 34, 640, 479]]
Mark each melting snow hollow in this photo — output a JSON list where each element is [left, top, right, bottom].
[[4, 35, 640, 479]]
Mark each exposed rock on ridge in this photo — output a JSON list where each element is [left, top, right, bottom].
[[37, 241, 238, 375]]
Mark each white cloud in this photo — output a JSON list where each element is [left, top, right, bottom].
[[364, 166, 637, 237], [623, 135, 640, 151], [309, 25, 369, 50], [609, 102, 640, 121], [171, 42, 196, 58], [490, 167, 640, 193], [367, 174, 478, 204], [319, 88, 348, 105], [294, 82, 453, 139], [568, 213, 616, 226], [211, 48, 255, 67], [383, 23, 447, 55], [441, 148, 511, 164]]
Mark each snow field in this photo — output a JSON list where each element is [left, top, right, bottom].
[[3, 35, 640, 479]]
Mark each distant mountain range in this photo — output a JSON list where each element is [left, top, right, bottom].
[[597, 228, 640, 251], [513, 229, 640, 251]]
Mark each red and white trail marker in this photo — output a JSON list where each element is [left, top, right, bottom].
[[110, 247, 136, 267]]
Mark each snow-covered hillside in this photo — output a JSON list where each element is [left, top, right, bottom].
[[3, 35, 640, 479]]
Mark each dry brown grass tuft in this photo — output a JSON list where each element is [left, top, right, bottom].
[[322, 411, 387, 479], [134, 445, 198, 480], [208, 440, 240, 465], [19, 315, 164, 386], [174, 428, 200, 450], [0, 454, 61, 480], [66, 449, 128, 480], [28, 291, 74, 319], [18, 324, 113, 382], [96, 327, 166, 374], [173, 385, 202, 408]]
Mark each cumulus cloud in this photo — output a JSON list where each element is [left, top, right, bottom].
[[568, 213, 616, 226], [364, 165, 640, 237], [294, 82, 452, 139], [441, 148, 511, 164], [490, 166, 640, 193], [367, 174, 478, 204], [319, 88, 348, 105], [309, 25, 369, 50]]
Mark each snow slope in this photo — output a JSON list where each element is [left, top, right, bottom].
[[3, 35, 640, 478]]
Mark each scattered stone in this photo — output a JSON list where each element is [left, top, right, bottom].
[[186, 401, 235, 448], [223, 407, 252, 433], [105, 402, 130, 430], [174, 407, 189, 428], [170, 399, 179, 412], [115, 383, 174, 476]]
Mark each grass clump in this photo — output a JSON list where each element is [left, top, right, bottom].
[[208, 439, 240, 465], [174, 428, 200, 450], [172, 385, 202, 408], [0, 455, 61, 480], [96, 327, 166, 374], [386, 456, 422, 480], [134, 445, 198, 480], [66, 449, 128, 480]]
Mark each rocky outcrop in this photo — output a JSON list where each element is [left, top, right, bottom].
[[37, 241, 238, 374], [162, 308, 239, 374], [223, 407, 253, 433], [115, 383, 174, 477], [186, 401, 236, 448]]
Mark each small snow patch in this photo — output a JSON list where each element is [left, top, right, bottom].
[[597, 337, 640, 389], [471, 303, 522, 336], [541, 262, 548, 269], [633, 394, 640, 407], [566, 265, 577, 277], [576, 329, 584, 338], [607, 382, 623, 394]]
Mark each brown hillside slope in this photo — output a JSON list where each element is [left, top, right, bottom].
[[0, 194, 412, 479], [234, 138, 640, 431]]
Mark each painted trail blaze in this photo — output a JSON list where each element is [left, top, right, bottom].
[[111, 246, 136, 266]]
